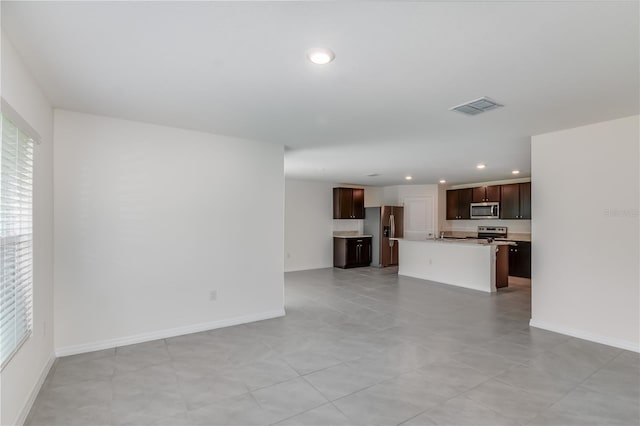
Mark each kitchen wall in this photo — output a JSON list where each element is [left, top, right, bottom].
[[285, 179, 335, 272], [1, 33, 55, 426], [332, 219, 364, 234], [531, 115, 639, 351], [284, 182, 385, 271], [332, 185, 382, 235], [284, 182, 439, 268], [336, 184, 384, 208], [439, 178, 532, 235], [53, 110, 285, 353]]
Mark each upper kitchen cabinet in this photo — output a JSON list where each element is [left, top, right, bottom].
[[500, 182, 531, 219], [446, 188, 472, 220], [333, 187, 365, 219], [519, 182, 531, 219], [472, 185, 501, 203]]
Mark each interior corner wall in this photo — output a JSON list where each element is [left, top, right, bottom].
[[284, 179, 335, 272], [53, 110, 285, 354], [531, 115, 640, 351], [0, 33, 55, 426]]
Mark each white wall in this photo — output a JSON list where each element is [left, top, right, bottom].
[[363, 186, 383, 208], [531, 115, 639, 351], [53, 110, 285, 353], [284, 179, 335, 272], [0, 34, 55, 426]]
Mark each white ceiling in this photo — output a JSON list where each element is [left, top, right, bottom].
[[2, 1, 638, 186]]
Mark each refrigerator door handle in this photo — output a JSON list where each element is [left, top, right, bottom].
[[389, 214, 395, 239]]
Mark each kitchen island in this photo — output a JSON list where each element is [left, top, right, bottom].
[[393, 238, 512, 293]]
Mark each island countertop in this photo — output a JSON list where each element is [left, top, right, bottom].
[[390, 237, 515, 246]]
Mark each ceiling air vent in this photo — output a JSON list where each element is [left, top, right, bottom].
[[450, 97, 503, 115]]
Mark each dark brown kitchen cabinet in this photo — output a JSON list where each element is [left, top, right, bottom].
[[333, 188, 365, 219], [446, 188, 472, 220], [519, 182, 531, 220], [500, 183, 531, 219], [333, 237, 372, 268], [472, 185, 501, 203], [496, 245, 509, 288], [508, 241, 531, 278]]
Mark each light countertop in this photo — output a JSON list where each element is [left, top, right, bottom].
[[441, 231, 531, 242], [333, 234, 373, 239], [391, 237, 515, 247]]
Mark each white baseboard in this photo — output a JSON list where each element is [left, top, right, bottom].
[[55, 309, 285, 357], [529, 318, 640, 353], [284, 265, 332, 273], [15, 354, 55, 426]]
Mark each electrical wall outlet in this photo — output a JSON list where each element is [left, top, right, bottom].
[[209, 290, 217, 301]]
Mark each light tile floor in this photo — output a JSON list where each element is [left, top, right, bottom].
[[26, 267, 639, 425]]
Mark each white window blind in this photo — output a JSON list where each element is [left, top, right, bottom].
[[0, 111, 34, 368]]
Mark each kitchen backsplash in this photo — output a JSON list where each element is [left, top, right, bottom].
[[333, 219, 364, 234], [443, 219, 531, 234]]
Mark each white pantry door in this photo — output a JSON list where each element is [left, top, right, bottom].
[[403, 196, 435, 240]]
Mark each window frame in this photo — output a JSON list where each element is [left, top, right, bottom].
[[0, 99, 40, 370]]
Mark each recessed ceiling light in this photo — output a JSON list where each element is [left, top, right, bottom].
[[405, 176, 412, 180], [477, 164, 486, 169], [307, 48, 335, 65], [512, 170, 520, 174], [439, 179, 446, 184]]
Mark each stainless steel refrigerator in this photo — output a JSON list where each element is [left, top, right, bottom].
[[363, 206, 404, 267]]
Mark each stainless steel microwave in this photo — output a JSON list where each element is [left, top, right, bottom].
[[470, 202, 500, 219]]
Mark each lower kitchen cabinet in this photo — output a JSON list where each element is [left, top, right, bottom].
[[496, 245, 509, 288], [508, 241, 531, 279], [334, 237, 372, 268]]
